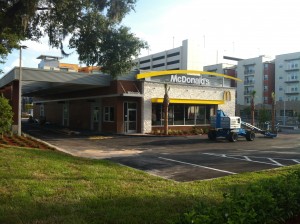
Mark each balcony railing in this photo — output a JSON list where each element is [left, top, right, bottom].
[[285, 67, 300, 71], [285, 78, 299, 83], [244, 80, 255, 85], [285, 90, 299, 95], [244, 91, 254, 95], [244, 70, 255, 75]]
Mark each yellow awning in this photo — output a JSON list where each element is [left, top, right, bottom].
[[151, 98, 224, 105]]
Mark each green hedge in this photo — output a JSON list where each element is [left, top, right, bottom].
[[178, 169, 300, 224], [0, 95, 13, 136]]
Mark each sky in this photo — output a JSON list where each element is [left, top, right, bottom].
[[1, 0, 300, 76]]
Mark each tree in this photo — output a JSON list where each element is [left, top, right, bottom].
[[258, 107, 270, 125], [0, 0, 148, 77], [0, 95, 13, 137], [163, 84, 170, 135], [250, 90, 256, 125]]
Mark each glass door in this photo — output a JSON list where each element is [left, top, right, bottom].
[[124, 102, 137, 133], [62, 103, 69, 126], [92, 106, 100, 131]]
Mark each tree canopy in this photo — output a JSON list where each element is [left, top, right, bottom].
[[0, 0, 148, 77]]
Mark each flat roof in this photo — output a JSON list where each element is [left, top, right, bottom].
[[223, 56, 244, 61], [0, 67, 111, 97], [37, 55, 63, 60]]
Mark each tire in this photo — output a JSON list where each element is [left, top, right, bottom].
[[228, 132, 238, 142], [246, 131, 255, 141], [208, 130, 217, 140]]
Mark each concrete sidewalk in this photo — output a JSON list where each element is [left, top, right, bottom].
[[23, 122, 194, 159]]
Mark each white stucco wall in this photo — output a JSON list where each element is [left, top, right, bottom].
[[142, 82, 236, 133]]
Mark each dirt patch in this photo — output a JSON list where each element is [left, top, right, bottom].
[[68, 149, 142, 159]]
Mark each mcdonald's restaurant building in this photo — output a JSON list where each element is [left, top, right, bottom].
[[0, 68, 238, 135], [139, 70, 237, 134]]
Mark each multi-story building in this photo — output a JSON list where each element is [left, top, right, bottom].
[[275, 52, 300, 121], [38, 55, 79, 72], [235, 55, 275, 116], [135, 39, 204, 71], [203, 63, 237, 87], [37, 55, 101, 73]]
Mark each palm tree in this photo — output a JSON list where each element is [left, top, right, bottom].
[[250, 90, 256, 125], [163, 84, 170, 135]]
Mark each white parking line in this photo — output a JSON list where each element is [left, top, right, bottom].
[[244, 156, 252, 161], [203, 153, 281, 166], [293, 159, 300, 164], [158, 157, 237, 174], [268, 158, 284, 166]]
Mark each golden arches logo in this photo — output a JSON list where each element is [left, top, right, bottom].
[[136, 70, 242, 82], [223, 91, 231, 101]]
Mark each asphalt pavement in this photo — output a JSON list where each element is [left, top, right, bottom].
[[23, 122, 300, 182]]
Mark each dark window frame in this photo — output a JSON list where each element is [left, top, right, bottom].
[[167, 52, 180, 58], [152, 55, 165, 61], [103, 106, 115, 122]]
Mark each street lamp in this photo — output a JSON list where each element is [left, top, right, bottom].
[[18, 45, 27, 136], [283, 95, 290, 126], [283, 99, 286, 126]]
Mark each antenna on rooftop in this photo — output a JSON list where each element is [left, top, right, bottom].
[[173, 36, 175, 48]]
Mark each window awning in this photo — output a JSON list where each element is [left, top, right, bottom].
[[151, 98, 224, 105]]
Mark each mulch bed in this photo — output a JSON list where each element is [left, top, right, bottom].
[[0, 135, 55, 150]]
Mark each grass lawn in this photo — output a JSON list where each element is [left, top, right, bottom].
[[0, 145, 299, 224]]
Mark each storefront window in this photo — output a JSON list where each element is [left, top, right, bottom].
[[152, 103, 214, 126], [185, 105, 196, 125], [173, 104, 184, 125], [196, 106, 207, 125], [167, 105, 173, 125], [152, 104, 162, 125], [104, 106, 114, 122]]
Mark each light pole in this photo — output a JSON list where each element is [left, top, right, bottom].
[[18, 45, 27, 136], [283, 99, 286, 126], [283, 95, 290, 126]]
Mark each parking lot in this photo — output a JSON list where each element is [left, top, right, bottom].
[[24, 123, 300, 182], [107, 133, 300, 181]]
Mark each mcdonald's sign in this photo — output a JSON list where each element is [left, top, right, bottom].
[[223, 91, 231, 101]]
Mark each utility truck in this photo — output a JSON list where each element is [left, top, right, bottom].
[[208, 110, 277, 142]]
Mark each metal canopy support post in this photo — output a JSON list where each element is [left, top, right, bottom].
[[18, 45, 27, 136]]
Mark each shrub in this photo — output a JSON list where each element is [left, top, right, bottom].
[[157, 130, 162, 135], [192, 127, 204, 135], [203, 128, 209, 134], [0, 95, 13, 137], [182, 130, 189, 135], [178, 169, 300, 224]]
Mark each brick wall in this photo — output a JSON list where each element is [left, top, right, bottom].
[[69, 100, 91, 130], [44, 102, 62, 125]]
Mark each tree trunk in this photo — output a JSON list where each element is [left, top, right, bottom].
[[251, 99, 255, 125], [271, 92, 276, 132], [163, 84, 169, 135]]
